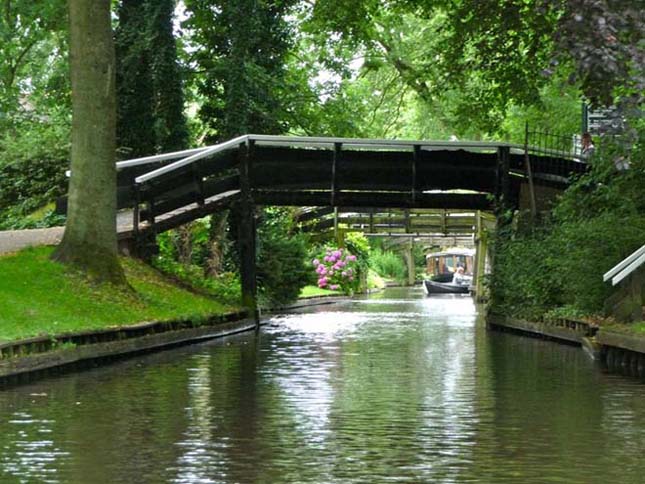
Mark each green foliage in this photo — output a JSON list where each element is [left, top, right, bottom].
[[0, 110, 71, 221], [153, 220, 241, 306], [491, 126, 645, 319], [492, 213, 645, 319], [0, 209, 65, 230], [0, 1, 71, 222], [0, 0, 68, 117], [501, 75, 582, 142], [153, 255, 241, 307], [370, 248, 407, 283], [367, 268, 386, 290], [553, 131, 645, 220], [344, 231, 371, 290], [256, 207, 310, 307]]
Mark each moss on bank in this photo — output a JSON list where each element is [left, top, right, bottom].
[[0, 247, 238, 342]]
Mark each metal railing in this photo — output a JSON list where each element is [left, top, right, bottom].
[[526, 127, 588, 160], [603, 245, 645, 286]]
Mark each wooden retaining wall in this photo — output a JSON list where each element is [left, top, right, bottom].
[[595, 329, 645, 379], [487, 314, 597, 345], [0, 311, 252, 384]]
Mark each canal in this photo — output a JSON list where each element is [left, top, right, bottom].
[[2, 287, 645, 483]]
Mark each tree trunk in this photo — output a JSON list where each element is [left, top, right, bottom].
[[52, 0, 125, 284]]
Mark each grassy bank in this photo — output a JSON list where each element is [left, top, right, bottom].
[[0, 247, 238, 342], [299, 285, 337, 298]]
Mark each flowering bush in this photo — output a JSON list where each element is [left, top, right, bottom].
[[312, 248, 359, 294]]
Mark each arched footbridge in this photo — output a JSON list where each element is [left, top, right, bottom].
[[104, 134, 587, 240], [60, 134, 588, 318]]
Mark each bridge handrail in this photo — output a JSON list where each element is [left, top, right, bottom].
[[125, 134, 587, 186], [603, 244, 645, 286], [116, 146, 214, 170], [134, 135, 249, 184]]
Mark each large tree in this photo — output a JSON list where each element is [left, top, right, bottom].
[[52, 0, 125, 284], [115, 0, 156, 158], [116, 0, 188, 158], [184, 0, 295, 140]]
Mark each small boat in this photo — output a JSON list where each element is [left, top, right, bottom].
[[423, 279, 471, 295], [425, 248, 475, 280]]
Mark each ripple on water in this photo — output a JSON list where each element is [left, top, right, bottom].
[[1, 290, 645, 483]]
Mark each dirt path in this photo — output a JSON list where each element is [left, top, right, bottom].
[[0, 227, 65, 255], [0, 212, 134, 255]]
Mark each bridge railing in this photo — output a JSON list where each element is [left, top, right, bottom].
[[525, 126, 589, 178], [604, 244, 645, 286]]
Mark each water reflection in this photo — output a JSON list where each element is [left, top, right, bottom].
[[1, 289, 645, 483]]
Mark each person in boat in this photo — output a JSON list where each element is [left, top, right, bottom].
[[581, 132, 595, 157], [452, 266, 466, 285]]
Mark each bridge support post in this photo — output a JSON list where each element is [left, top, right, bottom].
[[405, 237, 415, 286], [238, 141, 259, 327], [473, 211, 489, 303]]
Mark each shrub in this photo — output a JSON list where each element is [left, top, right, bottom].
[[256, 207, 310, 307], [491, 126, 645, 320], [312, 247, 359, 294], [370, 248, 407, 283]]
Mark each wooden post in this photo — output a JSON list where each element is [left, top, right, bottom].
[[331, 142, 341, 206], [406, 237, 415, 286], [333, 207, 340, 245], [412, 145, 420, 205], [132, 183, 140, 240], [496, 145, 511, 207], [473, 211, 488, 303], [238, 140, 259, 326]]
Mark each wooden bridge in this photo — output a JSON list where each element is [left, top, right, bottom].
[[84, 134, 588, 318], [110, 134, 586, 237]]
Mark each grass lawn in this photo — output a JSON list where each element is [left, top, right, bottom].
[[0, 247, 239, 342], [299, 285, 337, 298]]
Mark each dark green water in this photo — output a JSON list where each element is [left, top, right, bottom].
[[2, 287, 645, 483]]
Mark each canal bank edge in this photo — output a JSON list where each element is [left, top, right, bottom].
[[487, 313, 645, 378], [486, 313, 598, 346], [0, 292, 356, 385], [0, 311, 250, 383]]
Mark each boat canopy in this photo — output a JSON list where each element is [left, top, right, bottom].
[[425, 248, 475, 260]]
